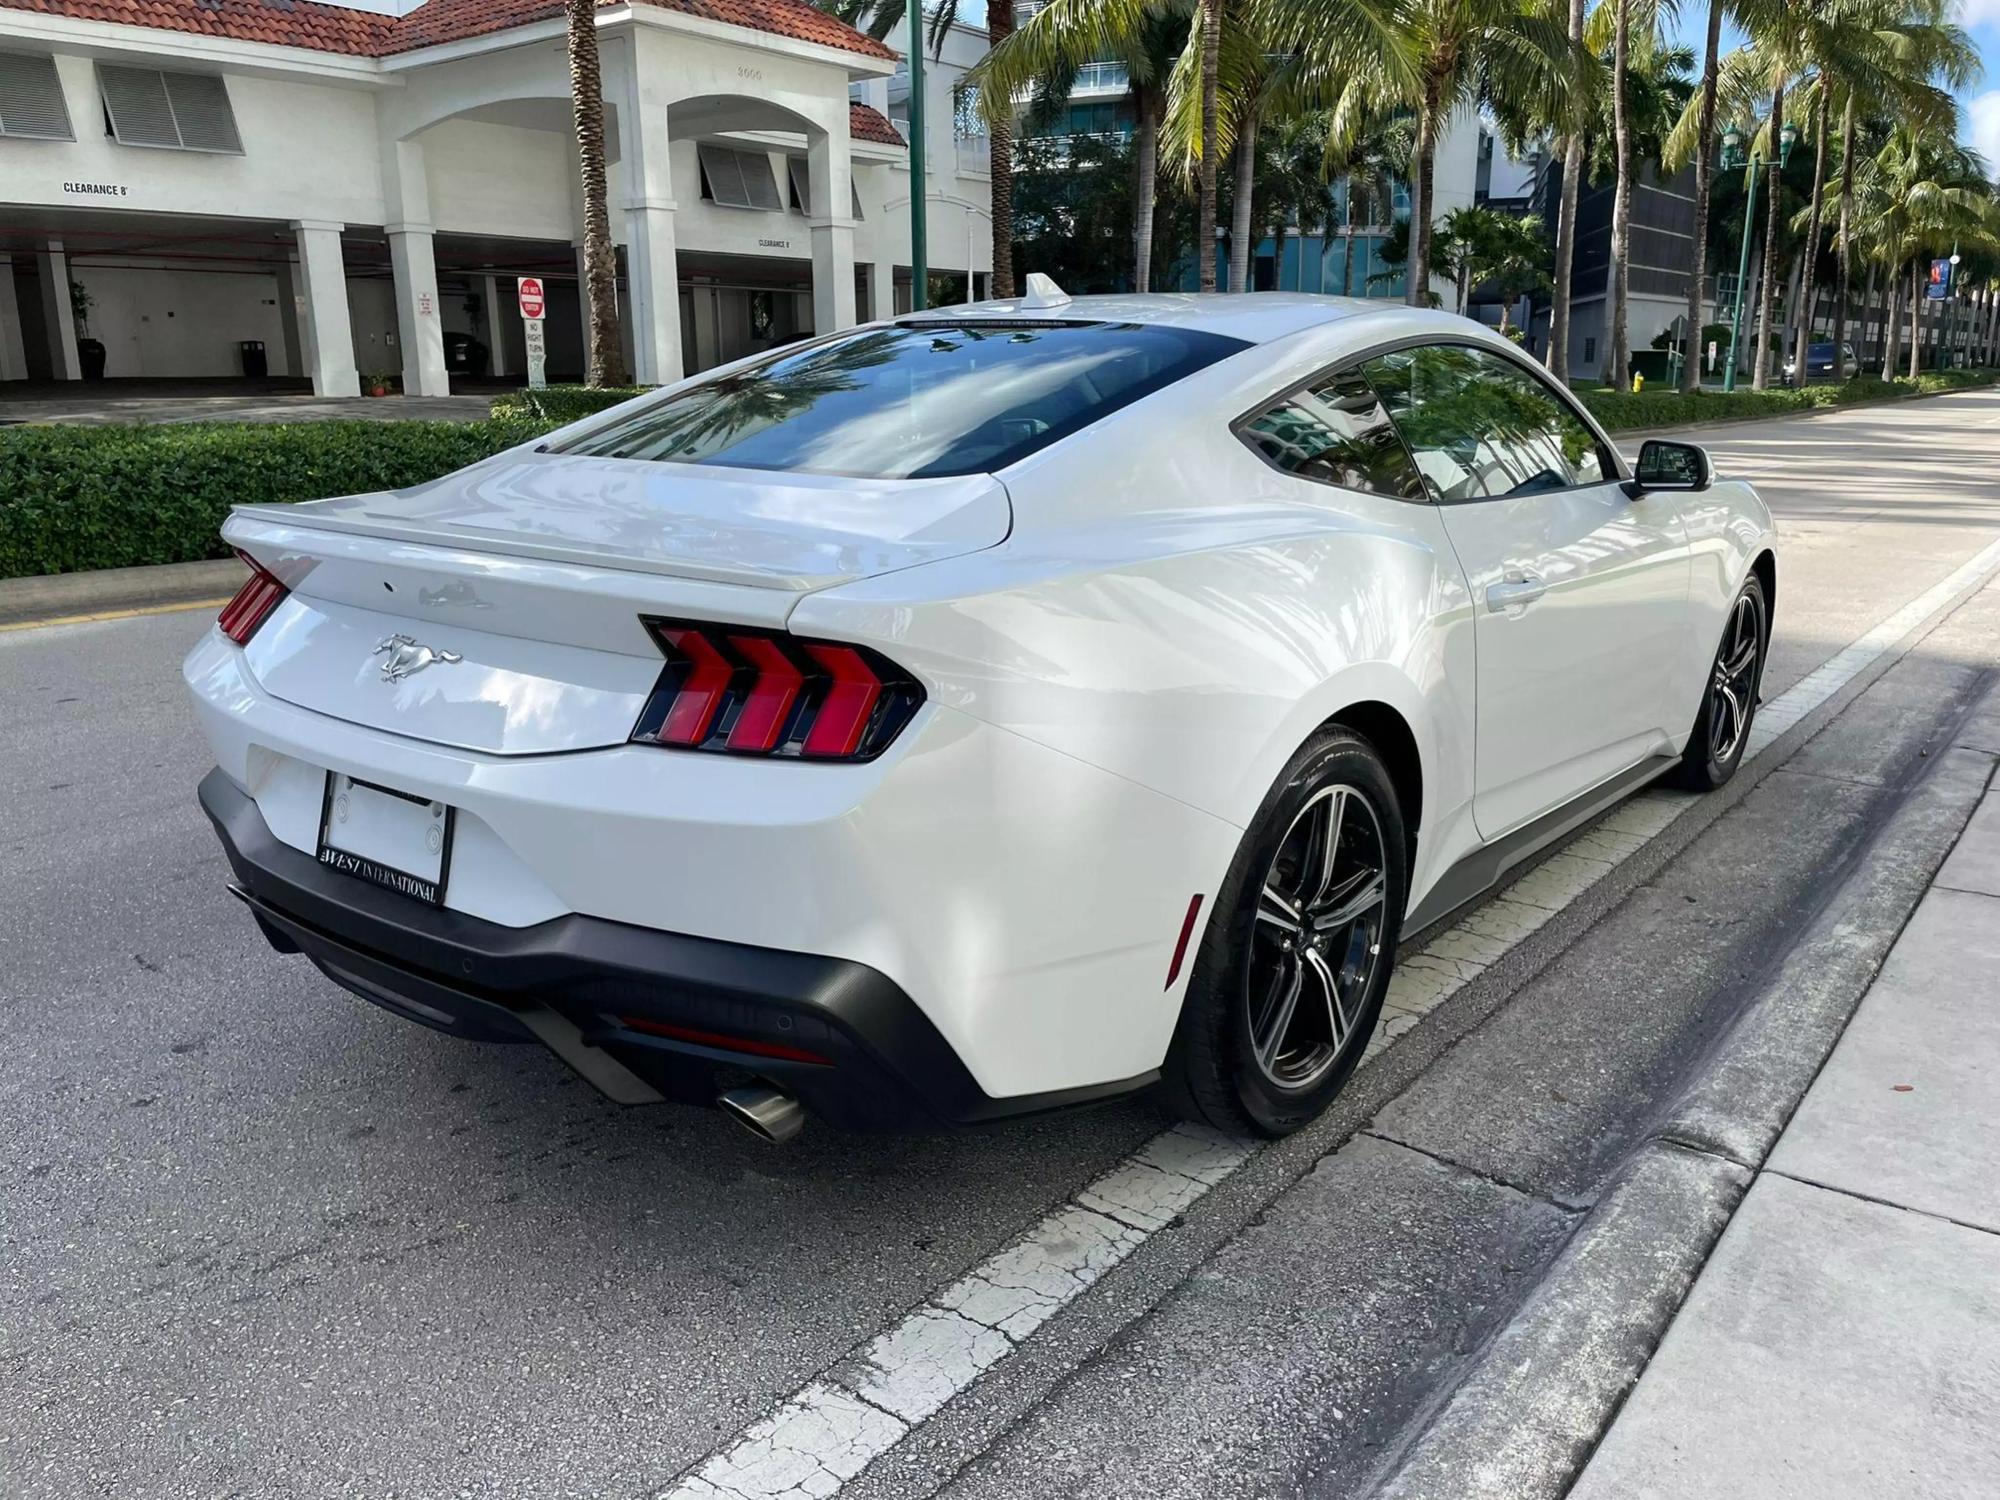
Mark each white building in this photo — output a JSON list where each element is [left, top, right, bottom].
[[0, 0, 993, 395]]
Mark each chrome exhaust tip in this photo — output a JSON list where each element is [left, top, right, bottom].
[[717, 1085, 806, 1145]]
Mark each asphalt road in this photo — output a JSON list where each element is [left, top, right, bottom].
[[4, 390, 1999, 1499]]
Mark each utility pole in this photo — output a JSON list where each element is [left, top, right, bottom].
[[1719, 120, 1795, 392], [908, 1, 929, 311]]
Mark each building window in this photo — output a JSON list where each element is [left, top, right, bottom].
[[697, 143, 782, 211], [0, 51, 74, 142], [98, 64, 241, 153], [1583, 337, 1597, 366]]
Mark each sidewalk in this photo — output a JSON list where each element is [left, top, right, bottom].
[[1569, 774, 2000, 1498]]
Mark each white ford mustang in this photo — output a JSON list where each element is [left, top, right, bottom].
[[186, 289, 1775, 1142]]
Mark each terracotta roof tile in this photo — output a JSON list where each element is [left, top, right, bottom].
[[849, 100, 903, 146], [0, 0, 898, 60]]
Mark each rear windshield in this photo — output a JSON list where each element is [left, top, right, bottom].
[[1809, 343, 1835, 358], [557, 320, 1249, 479]]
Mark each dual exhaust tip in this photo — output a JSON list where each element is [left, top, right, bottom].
[[718, 1084, 806, 1145]]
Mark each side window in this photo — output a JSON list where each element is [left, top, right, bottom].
[[1364, 344, 1612, 501], [1239, 368, 1426, 500]]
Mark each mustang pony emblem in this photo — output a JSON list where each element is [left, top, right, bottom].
[[373, 634, 463, 682]]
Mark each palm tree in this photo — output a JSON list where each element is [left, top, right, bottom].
[[1605, 0, 1635, 386], [1847, 123, 1989, 377], [566, 0, 627, 387], [1550, 0, 1589, 379], [1681, 0, 1725, 390], [971, 2, 1192, 291], [1315, 0, 1576, 307]]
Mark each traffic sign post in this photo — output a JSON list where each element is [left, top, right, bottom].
[[518, 276, 547, 390]]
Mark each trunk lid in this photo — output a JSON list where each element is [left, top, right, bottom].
[[224, 453, 1008, 757]]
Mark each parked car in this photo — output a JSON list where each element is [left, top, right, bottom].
[[1783, 341, 1858, 384], [443, 331, 489, 376], [186, 288, 1777, 1142]]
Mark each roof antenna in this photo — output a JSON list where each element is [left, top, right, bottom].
[[1018, 272, 1071, 311]]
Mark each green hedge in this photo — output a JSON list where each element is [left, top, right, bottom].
[[0, 418, 550, 579], [1580, 368, 2000, 432], [488, 385, 652, 424]]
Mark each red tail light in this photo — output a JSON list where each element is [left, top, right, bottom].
[[632, 618, 923, 762], [217, 551, 289, 645]]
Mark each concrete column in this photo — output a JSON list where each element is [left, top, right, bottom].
[[620, 33, 681, 386], [290, 221, 359, 398], [378, 132, 449, 396], [480, 274, 509, 378], [36, 240, 81, 381], [807, 123, 857, 336], [868, 258, 896, 322], [387, 227, 450, 396], [0, 256, 28, 382], [273, 258, 304, 381]]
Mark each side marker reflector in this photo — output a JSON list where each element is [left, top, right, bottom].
[[1165, 893, 1204, 990]]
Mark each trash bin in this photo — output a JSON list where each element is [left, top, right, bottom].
[[239, 340, 267, 378]]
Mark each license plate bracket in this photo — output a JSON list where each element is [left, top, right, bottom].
[[315, 772, 454, 906]]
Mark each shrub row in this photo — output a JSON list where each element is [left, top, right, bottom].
[[0, 418, 551, 579], [488, 385, 652, 424], [1579, 367, 2000, 432]]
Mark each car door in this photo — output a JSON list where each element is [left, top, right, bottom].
[[1361, 341, 1691, 839]]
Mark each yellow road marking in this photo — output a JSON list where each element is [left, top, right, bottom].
[[0, 597, 233, 633]]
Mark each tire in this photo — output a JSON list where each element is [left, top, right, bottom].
[[1666, 572, 1769, 792], [1161, 727, 1409, 1137]]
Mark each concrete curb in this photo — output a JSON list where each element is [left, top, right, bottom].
[[0, 556, 245, 627], [1599, 377, 2000, 441], [1360, 682, 2000, 1500]]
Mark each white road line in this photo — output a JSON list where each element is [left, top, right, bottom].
[[659, 534, 2000, 1500]]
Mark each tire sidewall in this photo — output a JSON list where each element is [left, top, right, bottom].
[[1182, 731, 1410, 1136]]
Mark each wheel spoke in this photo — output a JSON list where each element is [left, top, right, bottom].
[[1306, 788, 1346, 906], [1258, 883, 1304, 934], [1252, 959, 1304, 1071], [1302, 946, 1348, 1047], [1725, 638, 1757, 679], [1312, 868, 1386, 932]]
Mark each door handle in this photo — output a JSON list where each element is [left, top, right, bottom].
[[1485, 570, 1547, 613]]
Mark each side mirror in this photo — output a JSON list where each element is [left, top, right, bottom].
[[1626, 439, 1711, 496]]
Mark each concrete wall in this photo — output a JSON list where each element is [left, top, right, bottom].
[[71, 261, 293, 377]]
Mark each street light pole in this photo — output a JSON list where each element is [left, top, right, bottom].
[[907, 1, 928, 311], [1721, 126, 1756, 394]]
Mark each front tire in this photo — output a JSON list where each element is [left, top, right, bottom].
[[1667, 573, 1768, 792], [1162, 728, 1408, 1137]]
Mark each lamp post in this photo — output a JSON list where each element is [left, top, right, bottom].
[[907, 1, 928, 311], [1945, 247, 1961, 370], [1718, 119, 1797, 393]]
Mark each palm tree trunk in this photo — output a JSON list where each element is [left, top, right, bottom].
[[1197, 0, 1222, 293], [1607, 0, 1635, 388], [1274, 220, 1289, 292], [987, 0, 1017, 299], [1228, 106, 1260, 293], [1548, 0, 1588, 375], [1682, 0, 1724, 390], [1409, 88, 1438, 306], [566, 0, 627, 388], [1829, 96, 1856, 377], [1884, 261, 1902, 376], [1858, 260, 1875, 368], [1908, 260, 1922, 379], [1793, 94, 1828, 380], [1751, 83, 1784, 391], [1132, 89, 1159, 292], [1342, 186, 1357, 296]]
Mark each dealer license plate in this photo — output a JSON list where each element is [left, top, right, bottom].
[[316, 772, 454, 905]]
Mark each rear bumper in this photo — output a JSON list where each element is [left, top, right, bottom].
[[200, 768, 1149, 1129]]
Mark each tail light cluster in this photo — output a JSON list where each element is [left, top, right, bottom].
[[631, 617, 924, 762], [217, 550, 290, 644]]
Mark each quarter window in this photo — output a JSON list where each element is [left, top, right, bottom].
[[1241, 369, 1425, 500], [1362, 343, 1611, 501]]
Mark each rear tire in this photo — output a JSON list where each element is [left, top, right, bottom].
[[1161, 728, 1408, 1137], [1666, 573, 1768, 792]]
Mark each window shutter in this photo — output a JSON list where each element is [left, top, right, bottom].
[[99, 63, 179, 147], [164, 71, 241, 153], [0, 52, 74, 141], [739, 150, 781, 211], [788, 159, 811, 217], [698, 143, 747, 206], [98, 63, 241, 153], [851, 181, 864, 222]]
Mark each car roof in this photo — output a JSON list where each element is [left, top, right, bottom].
[[903, 291, 1397, 346]]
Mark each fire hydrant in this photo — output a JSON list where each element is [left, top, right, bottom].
[[1632, 371, 1645, 393]]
